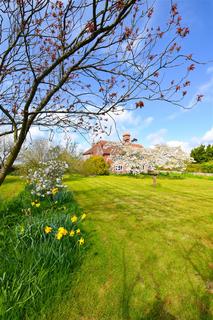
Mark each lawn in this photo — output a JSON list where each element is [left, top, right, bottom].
[[0, 175, 24, 204], [1, 175, 213, 319]]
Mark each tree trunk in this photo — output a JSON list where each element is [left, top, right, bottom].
[[152, 175, 157, 187], [0, 136, 25, 186]]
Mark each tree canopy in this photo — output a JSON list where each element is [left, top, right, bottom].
[[190, 144, 213, 163], [0, 0, 203, 184]]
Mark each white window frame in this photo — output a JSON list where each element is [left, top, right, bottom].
[[115, 165, 123, 171]]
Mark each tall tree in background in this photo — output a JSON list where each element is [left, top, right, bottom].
[[190, 144, 213, 163], [205, 145, 213, 161], [0, 0, 203, 185]]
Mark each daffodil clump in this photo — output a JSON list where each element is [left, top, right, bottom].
[[43, 213, 87, 246], [31, 199, 41, 207], [27, 160, 68, 198]]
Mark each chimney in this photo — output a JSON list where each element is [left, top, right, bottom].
[[123, 132, 131, 144]]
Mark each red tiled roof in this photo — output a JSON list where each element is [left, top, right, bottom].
[[83, 140, 143, 156], [83, 140, 108, 156]]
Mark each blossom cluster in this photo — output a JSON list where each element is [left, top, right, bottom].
[[109, 143, 193, 174], [27, 160, 68, 198], [44, 213, 86, 245]]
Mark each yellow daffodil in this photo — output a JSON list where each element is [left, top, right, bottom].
[[32, 200, 40, 207], [69, 230, 75, 237], [58, 227, 68, 236], [44, 226, 52, 234], [71, 215, 77, 223], [78, 237, 85, 246], [56, 232, 63, 240], [76, 228, 81, 235], [81, 213, 86, 220], [52, 187, 59, 195]]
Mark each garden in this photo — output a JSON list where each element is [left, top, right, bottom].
[[0, 1, 212, 319], [1, 169, 212, 319], [0, 161, 87, 320]]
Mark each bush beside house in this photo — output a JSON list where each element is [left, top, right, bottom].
[[83, 156, 110, 176]]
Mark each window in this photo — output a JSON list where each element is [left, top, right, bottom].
[[115, 165, 123, 171]]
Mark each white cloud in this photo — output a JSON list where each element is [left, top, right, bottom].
[[146, 126, 213, 153], [201, 127, 213, 144], [27, 126, 84, 151], [99, 112, 153, 143], [143, 116, 154, 127], [146, 128, 167, 145], [28, 126, 48, 141], [113, 109, 140, 126], [92, 109, 141, 142]]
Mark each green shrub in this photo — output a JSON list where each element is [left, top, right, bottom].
[[186, 163, 202, 172], [83, 156, 109, 176], [186, 161, 213, 173], [158, 172, 185, 179], [200, 161, 213, 173]]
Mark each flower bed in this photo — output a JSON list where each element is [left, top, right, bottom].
[[0, 161, 87, 319]]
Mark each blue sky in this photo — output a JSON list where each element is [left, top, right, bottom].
[[83, 0, 213, 152], [110, 0, 213, 151], [31, 0, 213, 153]]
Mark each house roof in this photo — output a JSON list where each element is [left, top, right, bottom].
[[83, 140, 108, 155], [83, 139, 143, 156]]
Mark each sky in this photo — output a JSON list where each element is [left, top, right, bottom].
[[31, 0, 213, 153]]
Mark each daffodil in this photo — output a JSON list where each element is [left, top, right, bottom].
[[69, 230, 75, 237], [81, 213, 86, 220], [78, 237, 85, 245], [71, 215, 77, 223], [76, 228, 81, 235], [56, 232, 63, 240], [58, 227, 68, 236], [44, 226, 52, 234], [52, 187, 59, 195], [31, 200, 40, 207]]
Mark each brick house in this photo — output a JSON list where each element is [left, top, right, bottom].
[[83, 133, 143, 173]]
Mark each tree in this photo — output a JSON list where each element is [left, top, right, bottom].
[[190, 144, 207, 163], [190, 144, 213, 163], [0, 0, 203, 185], [0, 136, 13, 169], [20, 138, 80, 174], [20, 139, 53, 167], [205, 144, 213, 162], [109, 143, 193, 173]]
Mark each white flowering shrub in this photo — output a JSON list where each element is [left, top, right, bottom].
[[27, 160, 68, 198], [109, 143, 193, 175]]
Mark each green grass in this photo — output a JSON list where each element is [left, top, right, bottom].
[[1, 175, 213, 319], [55, 175, 213, 320], [0, 176, 24, 204]]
